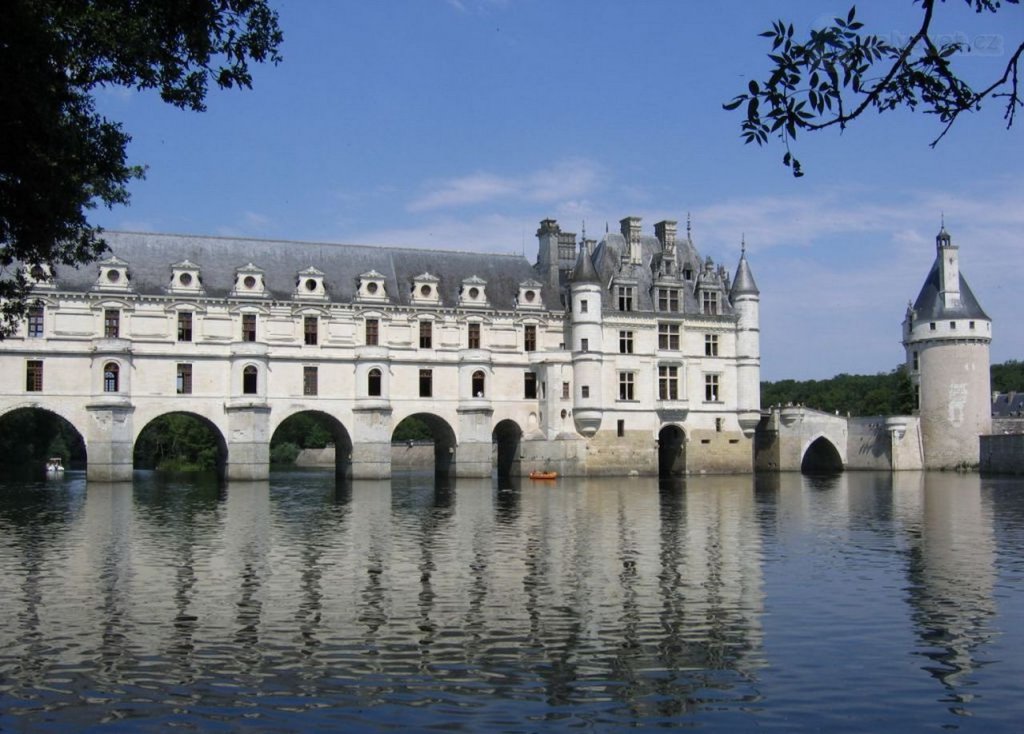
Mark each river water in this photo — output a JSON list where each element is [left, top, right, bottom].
[[1, 469, 1022, 732]]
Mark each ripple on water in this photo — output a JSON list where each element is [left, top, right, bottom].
[[2, 472, 1024, 730]]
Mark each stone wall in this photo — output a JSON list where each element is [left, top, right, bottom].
[[846, 417, 891, 470], [980, 434, 1024, 475]]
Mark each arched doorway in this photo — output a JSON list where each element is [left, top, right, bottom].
[[392, 414, 457, 476], [270, 410, 354, 480], [492, 419, 522, 478], [801, 436, 844, 474], [0, 407, 87, 477], [134, 412, 228, 479], [658, 425, 686, 477]]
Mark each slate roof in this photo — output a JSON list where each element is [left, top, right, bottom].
[[590, 232, 739, 315], [992, 392, 1024, 417], [912, 259, 989, 321], [730, 251, 759, 297], [49, 231, 557, 310]]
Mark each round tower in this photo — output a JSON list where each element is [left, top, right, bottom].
[[730, 241, 761, 436], [569, 240, 603, 437], [902, 225, 992, 468]]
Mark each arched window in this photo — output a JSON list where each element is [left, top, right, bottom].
[[103, 362, 119, 392], [368, 368, 382, 397], [243, 365, 258, 395], [472, 370, 485, 398]]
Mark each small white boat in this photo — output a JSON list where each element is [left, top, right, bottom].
[[45, 457, 65, 476]]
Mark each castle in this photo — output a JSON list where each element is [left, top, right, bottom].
[[756, 224, 994, 472], [1, 217, 761, 481], [2, 218, 1003, 479]]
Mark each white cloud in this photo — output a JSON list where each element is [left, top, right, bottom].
[[408, 158, 603, 212]]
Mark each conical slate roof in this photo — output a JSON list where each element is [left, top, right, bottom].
[[730, 250, 759, 297], [570, 244, 601, 284], [912, 260, 989, 321]]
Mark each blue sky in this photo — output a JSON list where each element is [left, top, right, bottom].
[[93, 0, 1022, 381]]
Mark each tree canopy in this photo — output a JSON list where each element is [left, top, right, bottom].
[[0, 0, 282, 335], [725, 1, 1022, 176]]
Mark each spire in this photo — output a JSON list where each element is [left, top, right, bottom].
[[570, 239, 600, 284], [730, 240, 759, 297]]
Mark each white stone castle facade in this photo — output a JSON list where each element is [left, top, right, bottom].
[[0, 217, 761, 481]]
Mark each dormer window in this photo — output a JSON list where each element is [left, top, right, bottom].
[[168, 260, 204, 295], [517, 279, 544, 310], [95, 256, 131, 292], [459, 276, 489, 308], [27, 263, 55, 290], [702, 291, 719, 315], [294, 266, 327, 301], [411, 273, 441, 305], [231, 264, 267, 298], [357, 270, 388, 302]]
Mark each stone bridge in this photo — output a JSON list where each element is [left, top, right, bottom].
[[1, 391, 527, 483], [755, 406, 924, 472]]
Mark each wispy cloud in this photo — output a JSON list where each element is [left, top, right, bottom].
[[408, 158, 603, 212]]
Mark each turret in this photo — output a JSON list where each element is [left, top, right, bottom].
[[902, 224, 992, 468], [569, 239, 603, 437], [731, 241, 761, 436]]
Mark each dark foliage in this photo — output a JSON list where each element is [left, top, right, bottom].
[[1, 0, 282, 334], [134, 414, 222, 471], [992, 359, 1024, 392], [725, 1, 1021, 176], [0, 408, 86, 467], [762, 366, 916, 416]]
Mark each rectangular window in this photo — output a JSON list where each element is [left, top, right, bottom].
[[702, 291, 719, 315], [524, 324, 536, 352], [580, 299, 588, 313], [618, 371, 635, 401], [419, 369, 432, 397], [659, 365, 679, 400], [929, 322, 936, 331], [950, 321, 956, 330], [27, 305, 44, 337], [242, 313, 256, 342], [658, 323, 680, 350], [365, 318, 379, 346], [705, 333, 719, 357], [176, 363, 193, 395], [658, 288, 679, 312], [619, 330, 634, 354], [303, 366, 318, 396], [912, 351, 919, 371], [304, 316, 318, 345], [562, 381, 570, 399], [524, 372, 538, 399], [26, 360, 43, 392], [581, 385, 590, 399], [177, 312, 193, 342], [704, 373, 720, 402], [468, 322, 481, 349], [617, 286, 634, 311], [581, 338, 589, 352], [969, 321, 976, 329], [104, 309, 120, 338], [617, 419, 625, 437], [419, 320, 432, 349]]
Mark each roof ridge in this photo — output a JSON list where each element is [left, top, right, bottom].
[[103, 230, 529, 260]]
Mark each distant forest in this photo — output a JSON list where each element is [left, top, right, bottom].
[[762, 360, 1024, 417]]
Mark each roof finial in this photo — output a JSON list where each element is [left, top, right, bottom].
[[741, 233, 746, 255], [581, 220, 586, 242], [686, 212, 692, 239]]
